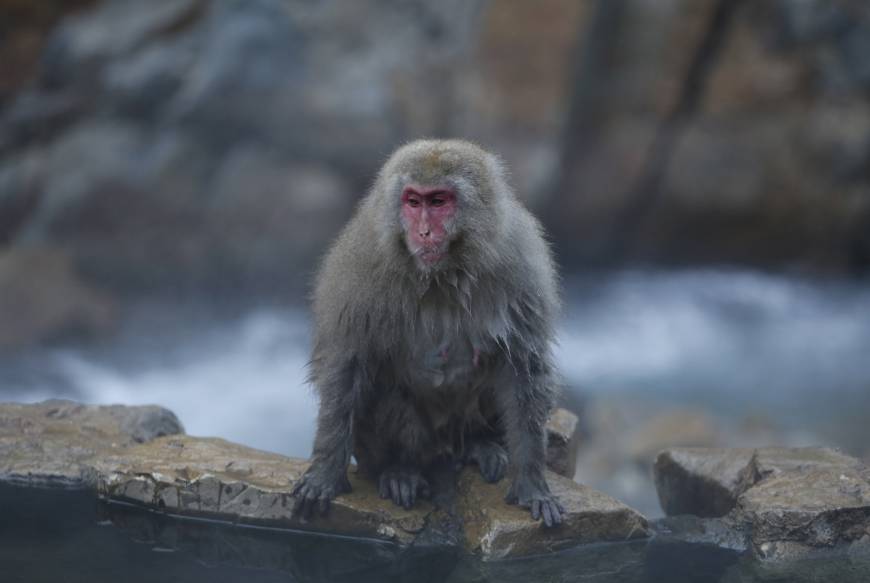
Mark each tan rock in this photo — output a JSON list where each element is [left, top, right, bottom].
[[654, 446, 870, 559], [0, 399, 182, 486], [734, 467, 870, 549], [96, 435, 431, 545], [655, 446, 864, 519], [545, 408, 581, 478], [1, 399, 650, 557], [459, 468, 650, 560], [747, 446, 863, 481]]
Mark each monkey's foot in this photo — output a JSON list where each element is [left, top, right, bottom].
[[291, 466, 351, 520], [505, 475, 565, 528], [378, 466, 431, 510], [465, 440, 508, 483]]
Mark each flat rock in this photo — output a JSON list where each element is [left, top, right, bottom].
[[0, 399, 183, 487], [654, 447, 756, 517], [0, 400, 648, 558], [654, 446, 870, 560], [99, 434, 646, 554], [96, 435, 432, 546], [459, 468, 650, 560], [748, 446, 863, 480], [733, 467, 870, 550]]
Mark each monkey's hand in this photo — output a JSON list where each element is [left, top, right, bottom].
[[505, 474, 565, 527], [291, 464, 351, 520], [378, 466, 431, 510], [466, 440, 509, 483]]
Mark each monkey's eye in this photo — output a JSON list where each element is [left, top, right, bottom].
[[406, 198, 421, 208], [430, 197, 446, 207]]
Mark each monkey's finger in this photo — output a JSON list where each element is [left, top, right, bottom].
[[541, 501, 554, 527], [480, 457, 494, 482], [318, 492, 331, 516], [489, 456, 506, 482], [496, 456, 507, 481], [291, 487, 309, 518], [549, 502, 563, 526], [531, 499, 541, 521], [400, 480, 412, 509], [378, 475, 390, 499], [483, 457, 495, 481], [302, 489, 319, 520]]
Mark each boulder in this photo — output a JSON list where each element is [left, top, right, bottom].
[[654, 447, 756, 518], [734, 468, 870, 558], [654, 446, 870, 560], [0, 399, 183, 486], [0, 400, 649, 558], [545, 407, 581, 478]]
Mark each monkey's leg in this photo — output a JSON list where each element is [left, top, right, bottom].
[[291, 360, 364, 519], [465, 439, 509, 483], [496, 358, 565, 527], [377, 465, 431, 509], [372, 394, 436, 510]]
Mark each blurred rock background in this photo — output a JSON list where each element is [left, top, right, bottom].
[[3, 0, 870, 334]]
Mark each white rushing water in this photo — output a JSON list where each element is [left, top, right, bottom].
[[3, 269, 870, 457], [556, 270, 870, 396], [5, 310, 319, 457]]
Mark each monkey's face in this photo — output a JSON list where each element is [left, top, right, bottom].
[[399, 184, 457, 269]]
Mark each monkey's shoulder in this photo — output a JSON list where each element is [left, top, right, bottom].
[[500, 207, 560, 311]]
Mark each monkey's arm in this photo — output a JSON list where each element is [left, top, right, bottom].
[[291, 357, 363, 519], [497, 352, 565, 527]]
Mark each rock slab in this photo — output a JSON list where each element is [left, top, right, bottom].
[[0, 399, 183, 486], [0, 400, 648, 558], [654, 446, 870, 560], [459, 468, 649, 560]]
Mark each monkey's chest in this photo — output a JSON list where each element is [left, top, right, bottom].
[[401, 287, 504, 391], [406, 335, 485, 390]]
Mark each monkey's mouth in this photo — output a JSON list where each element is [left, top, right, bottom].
[[418, 248, 446, 265]]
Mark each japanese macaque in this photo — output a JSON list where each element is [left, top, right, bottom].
[[292, 139, 564, 526]]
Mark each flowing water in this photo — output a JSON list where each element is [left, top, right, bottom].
[[3, 269, 869, 457]]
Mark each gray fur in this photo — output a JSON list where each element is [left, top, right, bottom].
[[292, 140, 564, 525]]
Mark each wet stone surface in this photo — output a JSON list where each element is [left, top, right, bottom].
[[0, 400, 644, 558], [0, 399, 183, 487], [654, 446, 870, 561]]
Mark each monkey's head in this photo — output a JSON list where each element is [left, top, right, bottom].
[[374, 139, 509, 273]]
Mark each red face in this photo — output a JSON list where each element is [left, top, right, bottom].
[[400, 185, 457, 267]]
